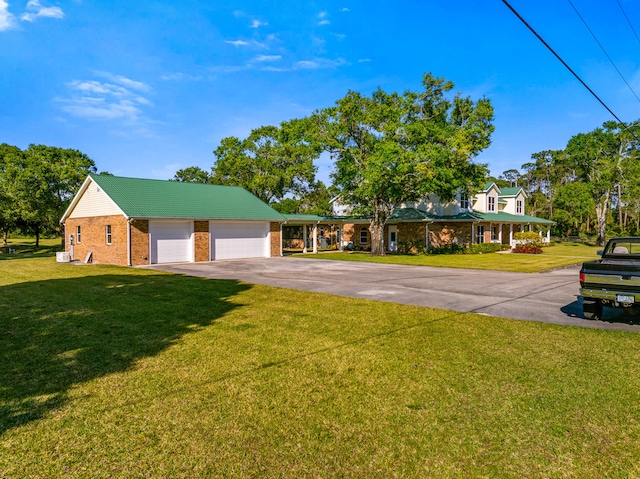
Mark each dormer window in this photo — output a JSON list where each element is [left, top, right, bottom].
[[460, 194, 470, 210], [488, 196, 496, 212], [516, 199, 523, 214]]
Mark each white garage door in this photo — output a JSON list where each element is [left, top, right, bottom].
[[211, 221, 269, 260], [149, 221, 193, 264]]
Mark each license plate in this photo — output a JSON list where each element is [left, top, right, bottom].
[[616, 294, 635, 303]]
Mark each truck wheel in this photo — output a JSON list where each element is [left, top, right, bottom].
[[583, 298, 603, 320]]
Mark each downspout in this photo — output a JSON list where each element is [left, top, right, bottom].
[[127, 218, 132, 266]]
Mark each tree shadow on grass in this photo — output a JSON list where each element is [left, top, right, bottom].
[[0, 245, 61, 260], [0, 272, 250, 434]]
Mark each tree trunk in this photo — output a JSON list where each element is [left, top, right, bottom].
[[2, 229, 6, 248], [370, 205, 388, 256], [618, 183, 623, 228], [370, 221, 385, 256], [35, 226, 40, 248], [595, 192, 609, 247]]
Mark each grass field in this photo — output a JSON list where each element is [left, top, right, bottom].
[[2, 252, 640, 477], [297, 242, 601, 273]]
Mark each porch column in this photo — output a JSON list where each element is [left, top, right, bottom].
[[471, 223, 475, 244], [312, 223, 318, 254], [509, 224, 513, 248], [546, 227, 551, 243], [498, 223, 502, 244], [303, 224, 308, 253]]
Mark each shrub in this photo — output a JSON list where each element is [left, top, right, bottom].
[[514, 231, 542, 243], [513, 244, 543, 254], [468, 243, 508, 254], [426, 243, 467, 255]]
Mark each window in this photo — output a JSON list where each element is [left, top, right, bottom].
[[106, 225, 112, 244], [76, 226, 81, 243], [359, 227, 368, 245], [476, 225, 485, 244], [516, 199, 523, 214], [488, 196, 496, 212], [460, 194, 470, 210]]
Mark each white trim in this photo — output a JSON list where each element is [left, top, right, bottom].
[[60, 175, 127, 223]]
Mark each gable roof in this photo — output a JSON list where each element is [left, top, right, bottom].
[[498, 186, 526, 197], [62, 174, 286, 222]]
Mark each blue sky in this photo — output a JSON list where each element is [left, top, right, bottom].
[[2, 0, 640, 184]]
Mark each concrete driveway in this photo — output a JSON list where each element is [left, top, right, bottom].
[[144, 257, 640, 332]]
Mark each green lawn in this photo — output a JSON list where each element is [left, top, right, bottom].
[[297, 242, 601, 272], [2, 254, 640, 477]]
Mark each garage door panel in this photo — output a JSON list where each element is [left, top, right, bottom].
[[150, 221, 193, 264], [211, 221, 268, 260]]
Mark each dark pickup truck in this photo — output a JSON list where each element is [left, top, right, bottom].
[[580, 237, 640, 319]]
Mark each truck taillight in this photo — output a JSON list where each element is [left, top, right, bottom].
[[579, 272, 586, 283]]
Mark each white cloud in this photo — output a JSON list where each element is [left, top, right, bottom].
[[226, 39, 249, 47], [331, 33, 346, 40], [253, 54, 281, 62], [58, 73, 153, 125], [357, 58, 372, 63], [21, 0, 64, 22], [250, 19, 266, 28], [92, 71, 150, 92], [225, 38, 266, 49], [317, 11, 329, 25], [0, 0, 15, 30], [294, 57, 347, 70], [260, 66, 289, 72], [340, 7, 350, 12], [160, 72, 202, 81]]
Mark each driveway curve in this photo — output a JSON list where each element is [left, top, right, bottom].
[[144, 257, 640, 332]]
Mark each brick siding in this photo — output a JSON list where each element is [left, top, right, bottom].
[[64, 215, 129, 265], [130, 220, 150, 266], [428, 223, 472, 247], [194, 221, 209, 262], [270, 222, 281, 257]]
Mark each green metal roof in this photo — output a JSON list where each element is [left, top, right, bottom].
[[89, 174, 286, 221], [498, 187, 524, 197], [283, 214, 335, 222], [470, 211, 554, 224], [389, 207, 432, 221]]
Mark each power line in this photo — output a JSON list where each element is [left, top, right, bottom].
[[616, 0, 640, 46], [500, 0, 626, 126], [567, 0, 640, 105]]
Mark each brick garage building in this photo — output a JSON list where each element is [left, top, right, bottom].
[[61, 174, 285, 266]]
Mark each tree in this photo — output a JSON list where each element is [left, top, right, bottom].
[[211, 118, 321, 203], [312, 73, 494, 255], [0, 144, 24, 247], [6, 144, 95, 246], [565, 121, 638, 245], [173, 166, 210, 183], [500, 169, 521, 187]]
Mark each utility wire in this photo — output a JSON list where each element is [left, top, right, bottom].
[[616, 0, 640, 46], [500, 0, 627, 127], [568, 0, 640, 104]]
